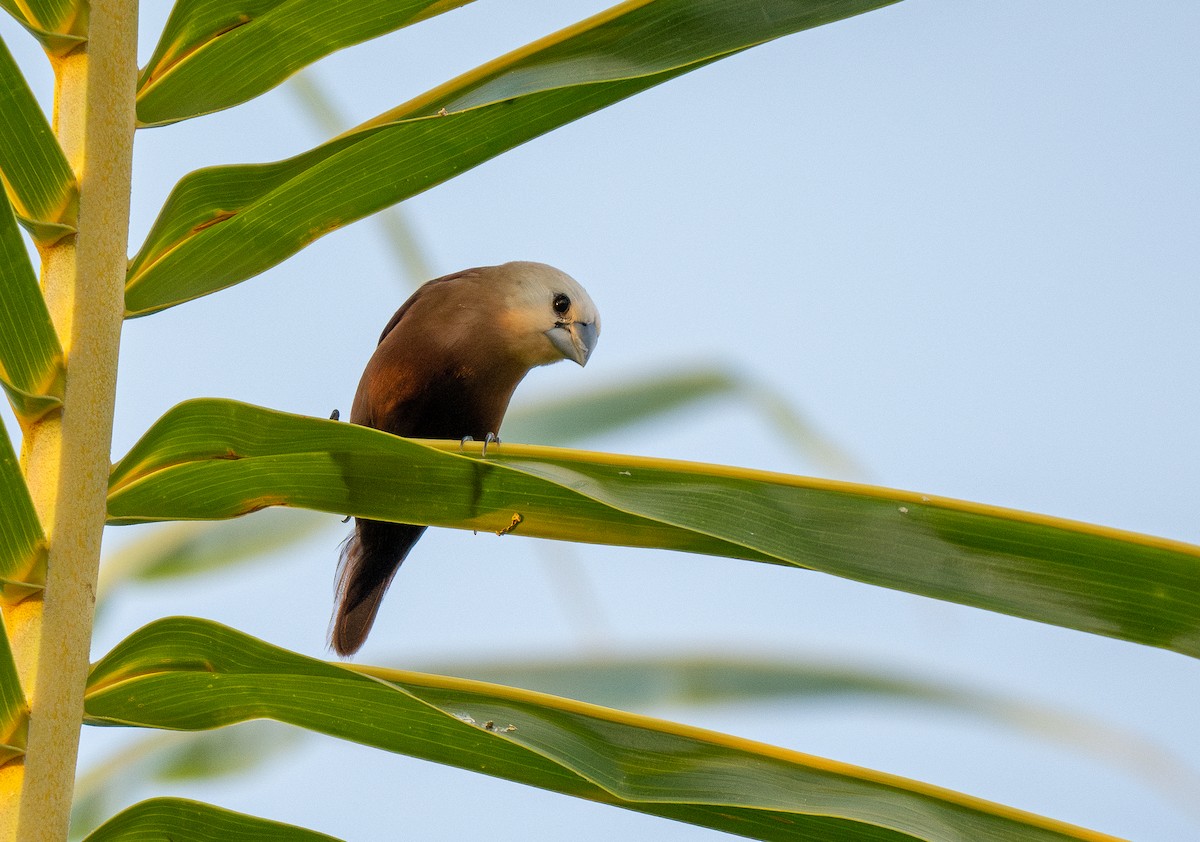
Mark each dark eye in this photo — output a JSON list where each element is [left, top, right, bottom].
[[552, 293, 571, 316]]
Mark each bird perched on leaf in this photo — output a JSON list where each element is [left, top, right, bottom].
[[332, 261, 600, 656]]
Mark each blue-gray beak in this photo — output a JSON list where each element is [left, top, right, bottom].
[[546, 320, 599, 367]]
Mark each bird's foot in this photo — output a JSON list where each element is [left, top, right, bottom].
[[330, 408, 340, 421], [460, 433, 500, 456]]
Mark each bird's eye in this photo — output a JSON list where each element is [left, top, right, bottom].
[[552, 293, 571, 316]]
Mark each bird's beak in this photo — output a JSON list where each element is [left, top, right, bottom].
[[546, 320, 599, 367]]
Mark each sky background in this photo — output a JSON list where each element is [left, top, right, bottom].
[[3, 1, 1200, 839]]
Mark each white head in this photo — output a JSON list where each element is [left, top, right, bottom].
[[492, 261, 600, 368]]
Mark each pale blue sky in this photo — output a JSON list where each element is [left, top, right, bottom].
[[4, 1, 1199, 839]]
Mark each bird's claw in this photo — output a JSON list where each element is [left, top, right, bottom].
[[330, 408, 340, 421], [460, 433, 500, 456]]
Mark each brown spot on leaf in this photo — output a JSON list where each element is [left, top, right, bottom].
[[301, 217, 345, 247], [192, 210, 238, 233], [244, 497, 287, 514]]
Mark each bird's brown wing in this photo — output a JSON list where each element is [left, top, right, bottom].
[[374, 269, 477, 345]]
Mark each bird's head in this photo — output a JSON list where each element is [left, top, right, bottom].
[[494, 261, 600, 368]]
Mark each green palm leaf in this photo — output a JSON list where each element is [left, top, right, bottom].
[[0, 34, 77, 239], [72, 654, 1200, 830], [105, 399, 1200, 658], [83, 797, 340, 842], [93, 365, 849, 599], [137, 0, 478, 127], [0, 167, 64, 421], [123, 0, 900, 316], [0, 610, 26, 764], [84, 617, 1112, 841], [0, 414, 45, 597], [0, 0, 85, 55]]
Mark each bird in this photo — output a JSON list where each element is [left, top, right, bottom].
[[331, 261, 600, 656]]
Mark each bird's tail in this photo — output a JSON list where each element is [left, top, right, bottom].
[[331, 519, 427, 656]]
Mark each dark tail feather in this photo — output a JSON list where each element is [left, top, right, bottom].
[[331, 519, 427, 656]]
